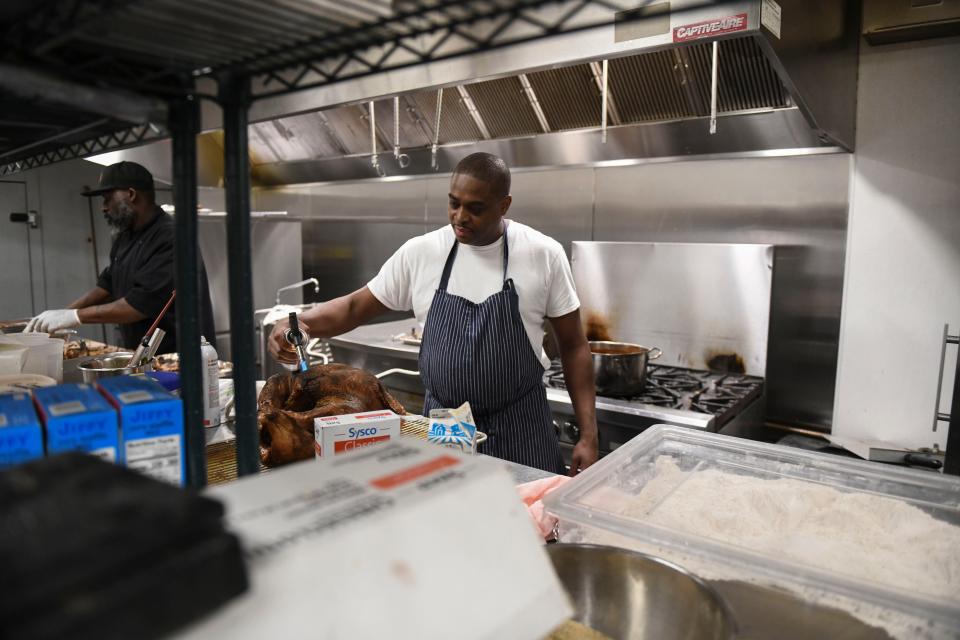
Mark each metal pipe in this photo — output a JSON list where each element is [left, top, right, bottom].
[[169, 96, 207, 488], [275, 278, 320, 305], [709, 41, 719, 135], [0, 63, 168, 125], [601, 59, 609, 144], [219, 72, 260, 477]]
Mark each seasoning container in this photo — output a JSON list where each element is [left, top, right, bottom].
[[200, 336, 220, 427]]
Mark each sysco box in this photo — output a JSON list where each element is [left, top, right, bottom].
[[33, 383, 118, 462], [314, 410, 400, 458], [0, 392, 44, 468], [98, 375, 185, 486]]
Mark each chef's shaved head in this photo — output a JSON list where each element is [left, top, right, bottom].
[[453, 153, 511, 199]]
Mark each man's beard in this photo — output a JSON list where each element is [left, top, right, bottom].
[[107, 200, 136, 233]]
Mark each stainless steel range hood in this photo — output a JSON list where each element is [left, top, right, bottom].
[[197, 1, 861, 185]]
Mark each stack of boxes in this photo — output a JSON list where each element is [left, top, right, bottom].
[[0, 377, 185, 486]]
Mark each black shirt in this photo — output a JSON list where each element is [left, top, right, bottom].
[[96, 208, 216, 355]]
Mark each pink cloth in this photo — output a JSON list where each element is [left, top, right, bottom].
[[516, 475, 571, 540]]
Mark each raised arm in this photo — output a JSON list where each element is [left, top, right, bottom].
[[268, 286, 389, 364]]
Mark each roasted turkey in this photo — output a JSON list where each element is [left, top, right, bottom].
[[257, 363, 405, 466]]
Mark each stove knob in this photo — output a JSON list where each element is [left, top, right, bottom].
[[563, 420, 580, 442], [552, 419, 561, 437]]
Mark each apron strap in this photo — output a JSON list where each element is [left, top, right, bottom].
[[438, 241, 459, 291], [438, 221, 511, 291]]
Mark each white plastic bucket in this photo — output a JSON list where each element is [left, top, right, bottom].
[[0, 334, 64, 382], [0, 343, 28, 375]]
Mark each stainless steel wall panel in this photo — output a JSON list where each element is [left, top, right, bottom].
[[300, 221, 425, 319], [0, 181, 36, 320], [258, 179, 430, 314], [197, 218, 303, 360], [571, 241, 775, 376], [592, 154, 850, 429], [504, 168, 595, 256]]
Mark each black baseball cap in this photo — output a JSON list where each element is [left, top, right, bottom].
[[82, 161, 155, 196]]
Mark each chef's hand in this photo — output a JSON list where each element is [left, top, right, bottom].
[[569, 437, 599, 477], [268, 318, 299, 364], [25, 309, 80, 334]]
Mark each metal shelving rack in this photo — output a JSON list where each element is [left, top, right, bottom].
[[0, 0, 627, 486]]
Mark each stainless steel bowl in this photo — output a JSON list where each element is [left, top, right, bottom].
[[546, 544, 736, 640], [77, 352, 155, 383]]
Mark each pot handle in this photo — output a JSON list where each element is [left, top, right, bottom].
[[648, 347, 662, 360]]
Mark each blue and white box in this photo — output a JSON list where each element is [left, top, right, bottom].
[[33, 383, 118, 462], [98, 375, 185, 486], [0, 392, 44, 468]]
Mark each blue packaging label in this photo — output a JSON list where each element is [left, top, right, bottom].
[[0, 393, 44, 467], [99, 376, 184, 486], [34, 384, 118, 462]]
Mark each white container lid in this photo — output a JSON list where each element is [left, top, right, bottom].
[[0, 373, 57, 395]]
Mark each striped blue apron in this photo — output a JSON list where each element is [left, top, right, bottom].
[[419, 225, 566, 474]]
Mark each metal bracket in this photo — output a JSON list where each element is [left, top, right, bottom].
[[933, 323, 959, 432]]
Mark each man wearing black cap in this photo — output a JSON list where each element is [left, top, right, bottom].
[[25, 161, 215, 356]]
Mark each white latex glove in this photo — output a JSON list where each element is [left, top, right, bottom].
[[25, 309, 81, 334]]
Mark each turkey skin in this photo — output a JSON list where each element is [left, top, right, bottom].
[[257, 363, 405, 466]]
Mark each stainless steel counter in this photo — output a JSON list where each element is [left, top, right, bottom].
[[329, 319, 425, 412], [498, 457, 558, 485], [328, 318, 420, 363]]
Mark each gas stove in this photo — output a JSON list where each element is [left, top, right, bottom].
[[543, 362, 764, 458]]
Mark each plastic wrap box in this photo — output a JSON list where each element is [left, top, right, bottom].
[[33, 383, 118, 462], [0, 392, 44, 467], [544, 425, 960, 640], [98, 375, 185, 486], [178, 439, 571, 640]]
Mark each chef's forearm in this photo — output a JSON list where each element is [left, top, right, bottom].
[[559, 342, 598, 442], [298, 287, 388, 338], [69, 287, 111, 310], [77, 298, 148, 325]]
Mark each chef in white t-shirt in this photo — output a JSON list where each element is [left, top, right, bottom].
[[270, 153, 598, 475]]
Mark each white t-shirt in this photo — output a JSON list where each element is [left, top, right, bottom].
[[367, 221, 580, 368]]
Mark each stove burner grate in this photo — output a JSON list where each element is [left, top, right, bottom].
[[544, 362, 763, 423]]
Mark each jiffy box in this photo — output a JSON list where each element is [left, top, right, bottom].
[[33, 383, 118, 462], [314, 409, 401, 458], [98, 375, 185, 486], [0, 392, 44, 468], [179, 439, 572, 640]]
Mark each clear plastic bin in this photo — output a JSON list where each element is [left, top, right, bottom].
[[543, 425, 960, 640]]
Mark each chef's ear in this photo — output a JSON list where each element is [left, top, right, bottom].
[[499, 194, 512, 216]]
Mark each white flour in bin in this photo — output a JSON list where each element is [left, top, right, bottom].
[[570, 456, 960, 640]]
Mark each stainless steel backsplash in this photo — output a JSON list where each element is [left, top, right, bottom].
[[254, 153, 850, 430]]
